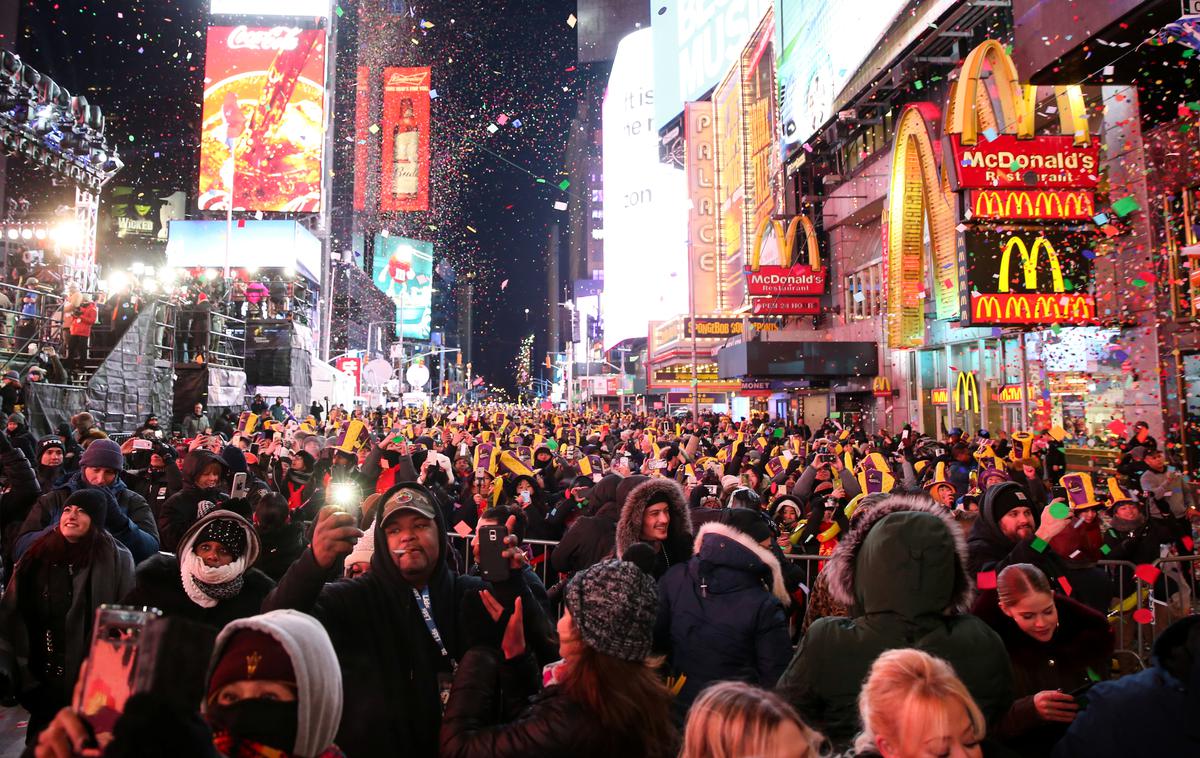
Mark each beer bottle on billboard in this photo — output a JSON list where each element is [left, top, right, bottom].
[[391, 99, 419, 201]]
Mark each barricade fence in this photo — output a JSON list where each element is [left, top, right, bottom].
[[446, 532, 1199, 668]]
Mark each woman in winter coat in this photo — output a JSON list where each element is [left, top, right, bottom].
[[973, 563, 1113, 758], [158, 449, 229, 553], [440, 559, 677, 758], [123, 508, 275, 630], [655, 509, 793, 722], [777, 495, 1013, 752], [615, 478, 694, 580], [0, 490, 134, 742]]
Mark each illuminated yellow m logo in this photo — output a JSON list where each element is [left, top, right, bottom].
[[749, 215, 822, 271], [954, 371, 980, 414], [998, 235, 1065, 293]]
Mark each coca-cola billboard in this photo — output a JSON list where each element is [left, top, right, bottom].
[[198, 25, 327, 212], [381, 67, 432, 213], [744, 265, 826, 297]]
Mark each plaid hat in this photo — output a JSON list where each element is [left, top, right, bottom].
[[563, 559, 658, 662], [377, 483, 438, 526], [197, 517, 250, 559]]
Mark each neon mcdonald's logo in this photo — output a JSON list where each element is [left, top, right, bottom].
[[954, 371, 980, 414], [998, 235, 1065, 293], [872, 376, 892, 398], [971, 190, 1095, 220], [971, 293, 1094, 324]]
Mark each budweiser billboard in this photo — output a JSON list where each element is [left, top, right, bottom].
[[381, 67, 431, 212], [745, 266, 826, 297], [967, 189, 1095, 221], [948, 134, 1099, 191], [198, 25, 327, 212], [751, 297, 820, 315], [353, 66, 369, 212], [964, 228, 1096, 326]]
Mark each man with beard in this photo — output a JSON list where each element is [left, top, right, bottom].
[[262, 483, 555, 757], [967, 481, 1072, 579]]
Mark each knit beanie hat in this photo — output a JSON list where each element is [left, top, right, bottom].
[[563, 559, 658, 662], [722, 507, 775, 544], [37, 435, 65, 457], [197, 517, 250, 559], [80, 438, 124, 471], [7, 412, 24, 426], [985, 481, 1032, 524], [62, 489, 108, 531], [207, 629, 295, 702]]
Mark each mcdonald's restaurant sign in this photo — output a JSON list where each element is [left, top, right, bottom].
[[745, 216, 827, 297], [954, 371, 981, 414], [995, 383, 1037, 404], [872, 376, 893, 398], [948, 134, 1099, 191], [930, 388, 949, 405], [968, 189, 1095, 221], [964, 228, 1096, 326]]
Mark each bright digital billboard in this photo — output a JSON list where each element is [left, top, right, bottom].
[[602, 29, 689, 349], [210, 0, 330, 16], [774, 0, 907, 157], [652, 0, 772, 128], [372, 236, 434, 340], [198, 25, 327, 212], [380, 67, 432, 212]]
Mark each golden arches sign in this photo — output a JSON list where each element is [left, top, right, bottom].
[[748, 215, 822, 271], [884, 104, 958, 349], [998, 235, 1065, 293], [945, 39, 1090, 147], [954, 371, 980, 415]]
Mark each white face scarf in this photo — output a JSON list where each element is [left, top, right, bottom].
[[180, 547, 248, 608]]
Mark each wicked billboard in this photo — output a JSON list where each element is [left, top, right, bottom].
[[963, 228, 1095, 326]]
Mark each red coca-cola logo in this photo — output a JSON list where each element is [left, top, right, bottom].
[[226, 25, 302, 52]]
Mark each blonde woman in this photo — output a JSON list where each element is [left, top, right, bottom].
[[681, 681, 824, 758], [856, 649, 985, 758]]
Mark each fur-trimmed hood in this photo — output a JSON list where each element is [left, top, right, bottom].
[[616, 477, 693, 558], [822, 494, 973, 617], [693, 522, 790, 606]]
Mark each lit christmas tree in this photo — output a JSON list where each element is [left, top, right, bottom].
[[515, 333, 534, 401]]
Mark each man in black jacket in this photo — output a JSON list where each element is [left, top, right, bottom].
[[5, 413, 35, 465], [262, 482, 555, 758]]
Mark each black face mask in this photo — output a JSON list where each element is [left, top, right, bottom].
[[207, 699, 298, 753]]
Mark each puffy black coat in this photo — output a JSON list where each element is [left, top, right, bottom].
[[551, 499, 622, 576], [655, 522, 791, 720], [14, 476, 159, 564], [253, 522, 307, 582], [7, 425, 35, 467], [121, 553, 275, 630], [124, 465, 183, 523], [440, 647, 653, 758]]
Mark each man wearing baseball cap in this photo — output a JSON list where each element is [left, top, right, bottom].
[[263, 482, 556, 757]]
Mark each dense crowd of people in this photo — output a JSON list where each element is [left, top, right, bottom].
[[0, 400, 1193, 757]]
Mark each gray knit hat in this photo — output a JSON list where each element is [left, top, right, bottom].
[[563, 559, 658, 662]]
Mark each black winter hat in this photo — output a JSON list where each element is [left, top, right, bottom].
[[37, 435, 65, 457], [722, 507, 776, 544], [985, 481, 1034, 524], [62, 489, 108, 531], [196, 517, 249, 559]]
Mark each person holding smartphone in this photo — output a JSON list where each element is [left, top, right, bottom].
[[971, 563, 1112, 757], [0, 490, 134, 743]]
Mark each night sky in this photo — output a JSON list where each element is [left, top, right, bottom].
[[7, 0, 583, 392]]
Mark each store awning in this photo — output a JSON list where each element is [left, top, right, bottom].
[[717, 340, 878, 379]]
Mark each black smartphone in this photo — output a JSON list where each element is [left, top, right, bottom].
[[1065, 680, 1095, 698], [250, 442, 260, 456], [705, 484, 718, 496], [478, 524, 510, 583], [1051, 485, 1068, 501]]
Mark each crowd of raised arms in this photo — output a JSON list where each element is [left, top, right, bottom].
[[0, 400, 1194, 758]]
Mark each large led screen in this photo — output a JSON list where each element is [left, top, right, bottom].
[[602, 29, 688, 350], [774, 0, 907, 157], [372, 236, 434, 341], [198, 25, 327, 212]]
